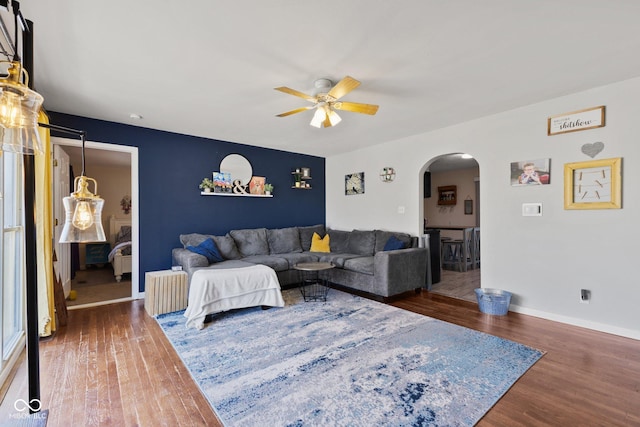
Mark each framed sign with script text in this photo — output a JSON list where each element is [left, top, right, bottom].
[[547, 106, 605, 136]]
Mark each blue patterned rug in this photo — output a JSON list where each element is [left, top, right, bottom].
[[156, 289, 543, 426]]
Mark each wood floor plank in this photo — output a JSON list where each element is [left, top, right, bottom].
[[3, 271, 634, 426]]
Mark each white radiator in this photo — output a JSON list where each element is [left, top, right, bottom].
[[144, 270, 189, 316]]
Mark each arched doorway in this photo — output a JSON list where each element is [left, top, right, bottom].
[[421, 153, 480, 301]]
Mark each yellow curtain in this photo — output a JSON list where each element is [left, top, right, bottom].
[[36, 111, 55, 336]]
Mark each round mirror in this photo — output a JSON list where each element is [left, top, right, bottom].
[[220, 154, 253, 186]]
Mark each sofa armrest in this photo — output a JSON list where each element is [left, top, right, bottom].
[[172, 248, 209, 272], [373, 248, 428, 296]]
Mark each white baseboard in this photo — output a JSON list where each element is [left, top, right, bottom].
[[510, 304, 640, 341]]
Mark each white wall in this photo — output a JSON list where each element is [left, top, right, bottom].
[[327, 76, 640, 339]]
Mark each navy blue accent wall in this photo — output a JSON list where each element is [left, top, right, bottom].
[[48, 112, 326, 292]]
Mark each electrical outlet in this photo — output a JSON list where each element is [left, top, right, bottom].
[[580, 289, 590, 304]]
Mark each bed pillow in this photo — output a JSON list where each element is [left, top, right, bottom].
[[383, 235, 406, 251], [116, 225, 132, 244], [186, 238, 224, 263], [310, 232, 330, 253]]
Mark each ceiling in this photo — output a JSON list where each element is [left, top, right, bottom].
[[18, 1, 640, 158]]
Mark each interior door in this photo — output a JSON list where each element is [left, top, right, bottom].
[[53, 145, 71, 297]]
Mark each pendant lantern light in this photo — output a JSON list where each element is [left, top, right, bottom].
[[37, 123, 107, 243]]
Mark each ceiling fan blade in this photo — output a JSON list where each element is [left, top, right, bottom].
[[333, 101, 379, 115], [276, 106, 315, 117], [327, 76, 360, 100], [274, 86, 317, 102]]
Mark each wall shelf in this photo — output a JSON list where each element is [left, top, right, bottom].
[[201, 192, 273, 197], [292, 168, 312, 189], [437, 185, 457, 205]]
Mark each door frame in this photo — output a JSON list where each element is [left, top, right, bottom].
[[51, 136, 141, 300]]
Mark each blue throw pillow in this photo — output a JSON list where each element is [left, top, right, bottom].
[[187, 238, 224, 263], [383, 235, 406, 251]]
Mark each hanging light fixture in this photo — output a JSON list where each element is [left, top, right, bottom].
[[0, 1, 44, 154], [38, 123, 107, 243], [309, 102, 342, 128]]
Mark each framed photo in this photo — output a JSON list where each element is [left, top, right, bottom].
[[564, 157, 621, 210], [547, 106, 605, 136], [510, 158, 551, 186], [249, 176, 265, 195], [464, 199, 473, 215], [345, 172, 365, 195]]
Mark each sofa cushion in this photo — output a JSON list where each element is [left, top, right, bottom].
[[347, 230, 376, 256], [267, 227, 303, 254], [316, 253, 363, 268], [241, 255, 289, 272], [298, 224, 325, 251], [186, 238, 224, 263], [374, 230, 413, 253], [180, 233, 208, 248], [383, 235, 406, 251], [327, 228, 351, 253], [310, 232, 330, 252], [179, 233, 241, 260], [343, 256, 374, 275], [230, 228, 270, 257], [274, 252, 320, 269]]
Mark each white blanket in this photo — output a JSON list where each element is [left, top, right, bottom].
[[185, 265, 285, 330]]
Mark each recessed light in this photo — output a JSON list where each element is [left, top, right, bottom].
[[129, 113, 143, 120]]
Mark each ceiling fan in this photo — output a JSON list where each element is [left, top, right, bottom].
[[275, 76, 379, 128]]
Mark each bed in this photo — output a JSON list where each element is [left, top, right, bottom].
[[108, 216, 132, 282]]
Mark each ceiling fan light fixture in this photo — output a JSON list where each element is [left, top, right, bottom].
[[276, 76, 378, 128], [310, 107, 326, 128], [327, 109, 341, 126]]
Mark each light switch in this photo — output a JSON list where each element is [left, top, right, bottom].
[[522, 203, 542, 216], [397, 206, 405, 214]]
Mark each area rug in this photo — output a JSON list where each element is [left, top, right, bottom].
[[156, 289, 543, 426]]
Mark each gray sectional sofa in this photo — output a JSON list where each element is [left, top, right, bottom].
[[172, 224, 428, 300]]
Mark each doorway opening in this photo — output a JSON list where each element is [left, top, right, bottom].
[[52, 137, 139, 309], [421, 153, 480, 302]]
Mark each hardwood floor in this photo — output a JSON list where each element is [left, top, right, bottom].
[[3, 287, 639, 426]]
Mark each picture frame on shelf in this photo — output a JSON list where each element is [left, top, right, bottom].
[[249, 176, 266, 195], [563, 157, 621, 210]]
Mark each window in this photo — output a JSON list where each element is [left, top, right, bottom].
[[1, 152, 25, 380]]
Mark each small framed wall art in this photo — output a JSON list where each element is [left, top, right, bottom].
[[547, 106, 605, 136], [345, 172, 365, 195], [564, 157, 621, 210], [510, 158, 551, 186]]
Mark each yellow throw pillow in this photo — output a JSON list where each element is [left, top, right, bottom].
[[310, 232, 330, 253]]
